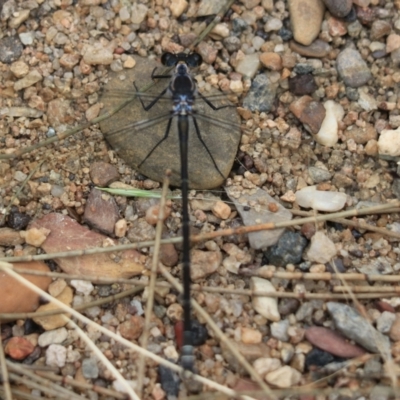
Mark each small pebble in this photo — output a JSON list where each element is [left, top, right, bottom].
[[289, 96, 326, 134], [21, 227, 50, 247], [241, 327, 262, 344], [7, 208, 31, 230], [289, 39, 331, 58], [190, 249, 222, 281], [5, 337, 35, 360], [263, 231, 308, 267], [19, 32, 34, 45], [305, 347, 337, 369], [253, 357, 281, 376], [33, 286, 74, 331], [386, 34, 400, 53], [0, 36, 23, 64], [82, 358, 99, 379], [89, 162, 120, 187], [226, 187, 292, 249], [46, 344, 67, 368], [306, 231, 337, 264], [250, 277, 280, 322], [322, 0, 352, 18], [158, 365, 180, 397], [305, 326, 366, 358], [378, 127, 400, 157], [83, 43, 114, 65], [376, 311, 396, 334], [38, 328, 68, 347], [289, 74, 317, 95], [296, 186, 347, 212], [14, 70, 43, 91], [119, 315, 145, 340], [336, 48, 372, 88], [70, 280, 94, 296], [370, 20, 392, 40], [10, 61, 29, 78], [259, 52, 282, 71], [211, 200, 231, 219], [315, 100, 345, 147], [270, 319, 290, 342], [288, 0, 325, 45], [83, 188, 120, 235], [265, 365, 302, 388], [235, 53, 261, 78], [115, 219, 128, 237]]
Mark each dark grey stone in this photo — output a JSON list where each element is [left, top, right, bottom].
[[263, 231, 308, 267], [242, 73, 277, 112], [0, 36, 23, 64]]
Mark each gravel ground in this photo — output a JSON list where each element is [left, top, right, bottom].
[[1, 0, 400, 399]]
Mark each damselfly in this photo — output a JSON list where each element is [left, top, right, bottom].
[[101, 52, 241, 371]]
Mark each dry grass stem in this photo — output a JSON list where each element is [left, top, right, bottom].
[[137, 171, 171, 394], [0, 262, 256, 399], [0, 324, 12, 400]]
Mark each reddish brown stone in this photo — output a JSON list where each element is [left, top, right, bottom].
[[83, 188, 119, 235], [159, 243, 178, 267], [30, 213, 144, 279], [5, 337, 35, 360], [0, 261, 51, 315], [376, 300, 395, 313], [289, 96, 326, 134], [89, 161, 120, 187], [119, 315, 145, 340], [305, 326, 366, 358]]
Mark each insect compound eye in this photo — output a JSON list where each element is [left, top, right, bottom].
[[161, 52, 178, 66], [186, 53, 202, 67]]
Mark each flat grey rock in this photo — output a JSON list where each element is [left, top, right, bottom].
[[99, 56, 241, 189], [226, 187, 292, 249], [326, 302, 391, 356]]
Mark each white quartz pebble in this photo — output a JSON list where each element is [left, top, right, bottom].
[[250, 277, 280, 322], [315, 100, 344, 147], [378, 127, 400, 157], [295, 186, 347, 212]]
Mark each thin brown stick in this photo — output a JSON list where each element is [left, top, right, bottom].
[[0, 286, 142, 321], [137, 171, 171, 394], [7, 361, 83, 400], [0, 324, 12, 400], [34, 370, 127, 399], [1, 200, 399, 267], [0, 261, 253, 400], [11, 266, 400, 283], [291, 208, 400, 239], [1, 287, 395, 322], [333, 285, 400, 293], [242, 269, 400, 282], [64, 316, 140, 400], [8, 371, 80, 399]]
